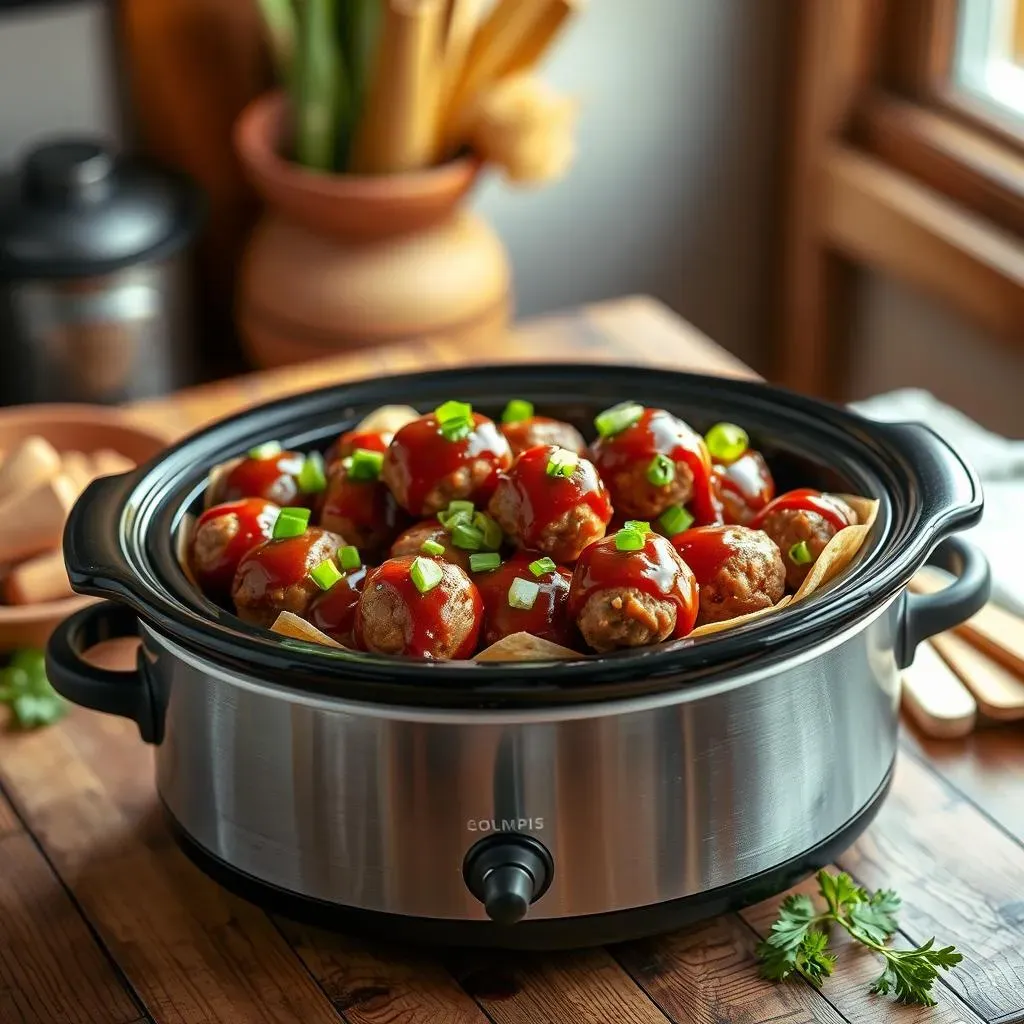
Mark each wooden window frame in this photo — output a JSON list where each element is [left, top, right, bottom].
[[778, 0, 1024, 398]]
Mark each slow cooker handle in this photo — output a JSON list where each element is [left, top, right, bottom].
[[63, 470, 145, 602], [898, 536, 990, 669], [45, 601, 162, 743]]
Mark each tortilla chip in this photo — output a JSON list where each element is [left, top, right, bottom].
[[356, 404, 420, 435], [270, 611, 345, 648], [689, 595, 793, 638], [790, 496, 880, 604], [174, 512, 199, 587], [204, 457, 242, 509], [475, 631, 581, 662]]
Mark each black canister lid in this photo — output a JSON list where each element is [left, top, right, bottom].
[[0, 137, 205, 280]]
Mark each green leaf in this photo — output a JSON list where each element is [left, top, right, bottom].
[[764, 893, 817, 951], [10, 648, 46, 680], [869, 938, 963, 1005], [817, 869, 866, 916], [796, 930, 837, 988], [11, 692, 65, 729], [849, 888, 901, 944]]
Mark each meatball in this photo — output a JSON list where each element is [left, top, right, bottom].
[[673, 525, 785, 625], [488, 444, 612, 563], [232, 527, 344, 628], [207, 448, 307, 507], [474, 552, 576, 648], [308, 565, 368, 647], [568, 529, 698, 652], [381, 405, 512, 516], [324, 428, 392, 469], [355, 555, 483, 659], [189, 498, 280, 601], [501, 416, 587, 458], [390, 518, 472, 573], [752, 489, 857, 589], [590, 406, 720, 523], [318, 457, 405, 557], [711, 449, 775, 525]]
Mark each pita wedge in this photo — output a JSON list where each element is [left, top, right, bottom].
[[689, 595, 793, 638], [203, 457, 242, 508], [270, 611, 345, 648], [475, 631, 581, 663], [174, 512, 199, 587], [357, 404, 420, 435]]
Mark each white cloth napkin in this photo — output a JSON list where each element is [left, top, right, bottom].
[[850, 388, 1024, 616]]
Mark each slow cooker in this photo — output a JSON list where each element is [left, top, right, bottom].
[[45, 365, 989, 950]]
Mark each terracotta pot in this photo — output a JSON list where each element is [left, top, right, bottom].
[[233, 92, 511, 369]]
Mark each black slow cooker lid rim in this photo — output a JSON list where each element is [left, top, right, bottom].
[[78, 362, 979, 709]]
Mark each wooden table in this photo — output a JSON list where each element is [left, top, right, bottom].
[[1, 295, 1022, 1024]]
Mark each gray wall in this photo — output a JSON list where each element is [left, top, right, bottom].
[[0, 0, 789, 371], [0, 1, 120, 166], [472, 0, 788, 367]]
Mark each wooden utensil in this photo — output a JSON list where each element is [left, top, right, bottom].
[[912, 567, 1024, 678], [901, 638, 977, 738], [931, 630, 1024, 721]]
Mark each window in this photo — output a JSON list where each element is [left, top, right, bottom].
[[955, 0, 1024, 124]]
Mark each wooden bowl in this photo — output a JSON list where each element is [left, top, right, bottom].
[[0, 405, 172, 652]]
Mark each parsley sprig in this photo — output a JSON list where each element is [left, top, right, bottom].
[[757, 869, 962, 1006], [0, 649, 65, 729]]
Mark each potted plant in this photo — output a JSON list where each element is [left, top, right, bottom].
[[235, 0, 582, 369]]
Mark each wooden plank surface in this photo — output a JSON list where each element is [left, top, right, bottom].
[[1, 296, 1023, 1024], [614, 915, 846, 1024], [0, 783, 145, 1024]]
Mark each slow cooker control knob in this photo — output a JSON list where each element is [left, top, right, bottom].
[[463, 834, 553, 926]]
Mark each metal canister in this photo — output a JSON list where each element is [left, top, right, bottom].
[[0, 138, 203, 404]]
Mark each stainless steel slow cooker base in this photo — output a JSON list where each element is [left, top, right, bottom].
[[145, 596, 901, 946], [162, 762, 893, 950]]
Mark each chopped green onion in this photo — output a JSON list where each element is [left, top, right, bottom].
[[507, 577, 540, 610], [646, 453, 676, 487], [789, 540, 814, 565], [309, 558, 344, 591], [546, 447, 579, 478], [623, 520, 651, 534], [410, 556, 443, 594], [529, 557, 557, 576], [348, 448, 384, 482], [470, 552, 502, 573], [502, 399, 534, 424], [705, 422, 749, 463], [435, 399, 472, 423], [594, 402, 643, 439], [272, 507, 310, 539], [451, 523, 484, 551], [659, 504, 694, 537], [615, 527, 646, 552], [441, 419, 473, 442], [436, 400, 474, 442], [248, 440, 283, 460], [438, 499, 475, 529], [420, 539, 445, 556], [473, 511, 503, 550], [298, 451, 327, 493], [339, 545, 362, 571]]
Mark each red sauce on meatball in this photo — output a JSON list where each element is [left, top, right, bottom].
[[474, 553, 575, 648], [215, 451, 307, 507], [189, 498, 280, 599], [488, 444, 612, 562], [750, 489, 854, 533], [354, 555, 483, 659], [325, 429, 392, 467], [382, 412, 512, 515], [308, 566, 368, 647], [671, 526, 743, 584], [568, 532, 699, 639], [590, 408, 721, 525], [712, 449, 775, 524], [318, 463, 404, 555]]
